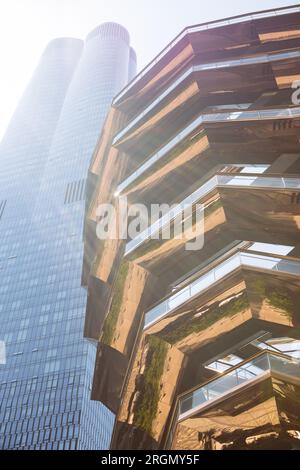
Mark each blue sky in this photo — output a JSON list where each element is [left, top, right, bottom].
[[0, 0, 297, 138]]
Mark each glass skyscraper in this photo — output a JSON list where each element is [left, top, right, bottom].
[[0, 23, 136, 450]]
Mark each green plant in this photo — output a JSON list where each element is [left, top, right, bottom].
[[133, 336, 168, 436], [162, 292, 249, 344], [102, 260, 129, 345]]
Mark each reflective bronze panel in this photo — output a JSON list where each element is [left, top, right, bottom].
[[126, 185, 300, 281], [146, 274, 252, 352], [113, 8, 300, 113], [84, 275, 111, 341], [92, 343, 128, 413], [112, 334, 185, 449], [118, 121, 300, 212], [171, 354, 300, 450], [82, 106, 129, 288], [100, 260, 162, 355]]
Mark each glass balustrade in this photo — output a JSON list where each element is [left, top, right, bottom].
[[124, 176, 217, 255], [113, 6, 300, 104], [113, 50, 300, 145], [125, 173, 300, 256], [113, 67, 193, 143], [144, 251, 300, 328], [178, 352, 300, 419], [253, 337, 300, 359], [116, 105, 300, 195], [114, 49, 300, 144]]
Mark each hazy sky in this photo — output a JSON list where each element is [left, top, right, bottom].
[[0, 0, 296, 139]]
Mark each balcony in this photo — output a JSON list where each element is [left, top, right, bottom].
[[178, 350, 300, 420], [113, 5, 300, 109], [144, 248, 300, 329], [116, 107, 300, 196], [165, 350, 300, 450], [125, 173, 300, 258], [113, 50, 300, 149]]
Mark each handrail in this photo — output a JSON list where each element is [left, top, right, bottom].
[[164, 349, 299, 448], [116, 106, 300, 195], [124, 172, 300, 256], [113, 49, 300, 146], [178, 349, 296, 403], [171, 241, 250, 291], [143, 250, 300, 329], [113, 5, 300, 105], [218, 172, 300, 179], [169, 246, 300, 294]]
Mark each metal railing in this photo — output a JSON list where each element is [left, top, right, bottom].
[[144, 249, 300, 328], [116, 105, 300, 195], [125, 172, 300, 257], [113, 49, 300, 146], [113, 5, 300, 105], [178, 350, 300, 420]]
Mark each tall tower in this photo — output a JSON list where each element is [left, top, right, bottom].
[[0, 23, 136, 450], [128, 47, 137, 82], [0, 38, 83, 216]]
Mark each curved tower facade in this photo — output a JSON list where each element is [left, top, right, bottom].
[[0, 38, 83, 217], [128, 47, 137, 82], [0, 23, 136, 450], [43, 22, 134, 183]]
